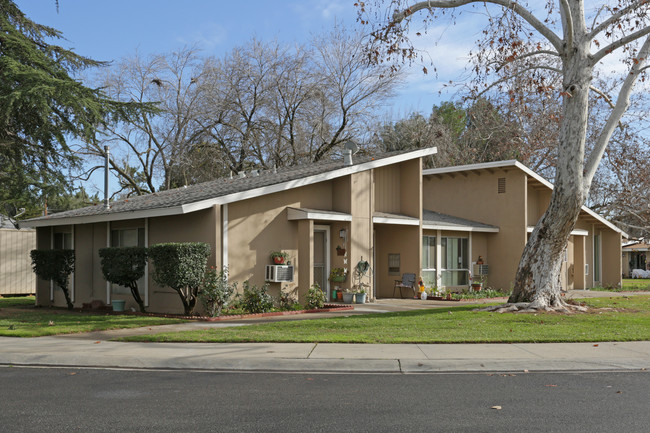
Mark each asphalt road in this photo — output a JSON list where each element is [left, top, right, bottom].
[[1, 367, 648, 433]]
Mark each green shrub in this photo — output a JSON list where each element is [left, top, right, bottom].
[[98, 247, 148, 312], [240, 281, 274, 314], [278, 290, 301, 311], [200, 267, 237, 317], [305, 284, 326, 310], [30, 249, 75, 310], [148, 242, 211, 315]]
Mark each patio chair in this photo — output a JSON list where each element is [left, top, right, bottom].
[[393, 273, 416, 298]]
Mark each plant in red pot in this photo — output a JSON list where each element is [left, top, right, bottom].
[[270, 251, 289, 265]]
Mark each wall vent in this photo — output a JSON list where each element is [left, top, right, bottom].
[[497, 177, 506, 194]]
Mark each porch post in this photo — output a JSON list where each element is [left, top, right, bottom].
[[298, 219, 314, 301]]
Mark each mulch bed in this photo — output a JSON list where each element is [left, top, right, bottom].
[[113, 303, 355, 322]]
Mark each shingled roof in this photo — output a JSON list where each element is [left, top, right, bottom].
[[21, 147, 437, 227]]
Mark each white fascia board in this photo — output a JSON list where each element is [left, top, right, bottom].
[[580, 207, 628, 237], [287, 208, 352, 222], [19, 206, 185, 228], [182, 147, 438, 212], [527, 226, 589, 237], [423, 160, 519, 176], [373, 216, 420, 226], [424, 224, 499, 233]]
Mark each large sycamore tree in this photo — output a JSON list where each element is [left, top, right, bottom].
[[359, 0, 650, 310]]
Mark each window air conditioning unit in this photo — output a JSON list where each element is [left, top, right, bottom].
[[472, 264, 489, 276], [265, 265, 294, 283]]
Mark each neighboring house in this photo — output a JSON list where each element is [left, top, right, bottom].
[[20, 152, 625, 313], [422, 160, 626, 291], [0, 214, 36, 296], [622, 240, 649, 278]]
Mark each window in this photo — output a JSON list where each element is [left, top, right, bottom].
[[441, 237, 469, 286], [54, 232, 72, 249], [422, 236, 436, 287], [111, 228, 145, 248], [388, 253, 400, 275], [110, 228, 145, 295]]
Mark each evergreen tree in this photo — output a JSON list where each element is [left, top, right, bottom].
[[0, 0, 140, 218]]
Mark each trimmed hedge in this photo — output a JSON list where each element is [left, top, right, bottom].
[[30, 249, 75, 310], [148, 242, 211, 315], [99, 247, 148, 312]]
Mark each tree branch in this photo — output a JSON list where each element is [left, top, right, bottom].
[[592, 25, 650, 64], [588, 0, 648, 40], [559, 0, 574, 53], [585, 35, 650, 186], [393, 0, 564, 53], [476, 65, 562, 97], [589, 85, 615, 109]]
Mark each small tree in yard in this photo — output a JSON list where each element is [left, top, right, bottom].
[[148, 242, 211, 315], [200, 266, 237, 317], [30, 250, 75, 310], [98, 247, 148, 313]]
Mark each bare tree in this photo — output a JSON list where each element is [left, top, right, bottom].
[[79, 47, 206, 196], [360, 0, 650, 310]]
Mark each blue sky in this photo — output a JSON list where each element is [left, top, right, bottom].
[[16, 0, 475, 115]]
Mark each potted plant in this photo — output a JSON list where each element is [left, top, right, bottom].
[[329, 267, 347, 283], [342, 288, 355, 304], [354, 283, 368, 303], [336, 245, 346, 256], [470, 274, 484, 291], [270, 251, 289, 265]]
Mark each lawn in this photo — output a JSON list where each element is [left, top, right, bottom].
[[622, 279, 650, 291], [0, 297, 188, 337], [119, 296, 650, 344]]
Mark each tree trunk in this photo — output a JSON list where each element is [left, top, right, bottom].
[[508, 22, 592, 310], [129, 283, 147, 313], [60, 285, 74, 310]]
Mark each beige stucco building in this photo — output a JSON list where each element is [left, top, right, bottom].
[[21, 153, 625, 313], [422, 161, 625, 291]]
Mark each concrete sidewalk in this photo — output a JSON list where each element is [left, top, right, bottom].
[[1, 336, 649, 373], [2, 291, 648, 374]]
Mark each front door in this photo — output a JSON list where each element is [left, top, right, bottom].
[[313, 226, 330, 299]]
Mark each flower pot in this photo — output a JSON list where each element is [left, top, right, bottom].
[[330, 275, 346, 283], [332, 289, 338, 301], [111, 299, 126, 312], [273, 256, 285, 265], [336, 291, 343, 301], [355, 293, 367, 304], [342, 292, 354, 304], [471, 284, 482, 292], [336, 248, 346, 256]]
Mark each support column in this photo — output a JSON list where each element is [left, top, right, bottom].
[[298, 219, 314, 301]]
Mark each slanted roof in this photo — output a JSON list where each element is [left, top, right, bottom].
[[22, 147, 437, 228], [423, 210, 499, 232], [623, 241, 650, 252], [423, 160, 627, 237]]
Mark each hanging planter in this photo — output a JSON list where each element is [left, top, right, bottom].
[[336, 245, 346, 256]]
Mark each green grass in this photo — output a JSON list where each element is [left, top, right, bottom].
[[0, 305, 188, 337], [590, 279, 650, 292], [0, 295, 36, 308], [622, 279, 650, 291], [119, 296, 650, 344]]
